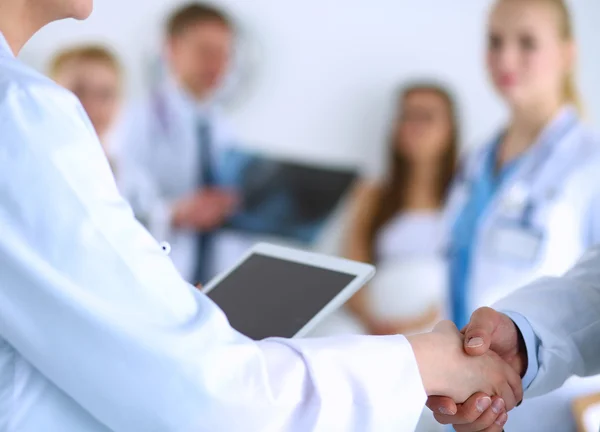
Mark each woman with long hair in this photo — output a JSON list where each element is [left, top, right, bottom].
[[314, 82, 459, 338]]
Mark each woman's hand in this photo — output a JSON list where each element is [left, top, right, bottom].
[[408, 321, 523, 409]]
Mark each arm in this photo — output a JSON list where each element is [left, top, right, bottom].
[[0, 89, 427, 431], [493, 247, 600, 397], [344, 181, 381, 326]]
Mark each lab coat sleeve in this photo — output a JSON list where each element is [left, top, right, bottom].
[[116, 165, 173, 242], [0, 88, 426, 431], [493, 248, 600, 398]]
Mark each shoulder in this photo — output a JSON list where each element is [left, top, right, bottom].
[[353, 179, 383, 201], [0, 57, 92, 144], [0, 56, 114, 204], [456, 137, 495, 178], [566, 124, 600, 176], [559, 126, 600, 202]]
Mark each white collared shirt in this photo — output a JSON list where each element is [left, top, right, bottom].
[[0, 32, 426, 431], [113, 76, 241, 281]]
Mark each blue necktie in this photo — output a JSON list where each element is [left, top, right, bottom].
[[193, 119, 215, 284]]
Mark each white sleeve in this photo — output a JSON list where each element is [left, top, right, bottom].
[[0, 88, 426, 431], [116, 165, 173, 242]]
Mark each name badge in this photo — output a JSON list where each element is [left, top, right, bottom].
[[485, 221, 544, 264]]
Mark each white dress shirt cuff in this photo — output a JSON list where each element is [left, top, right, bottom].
[[502, 311, 540, 390]]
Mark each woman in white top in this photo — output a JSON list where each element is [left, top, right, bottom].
[[315, 83, 459, 338]]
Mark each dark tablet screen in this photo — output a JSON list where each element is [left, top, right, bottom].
[[206, 253, 356, 340]]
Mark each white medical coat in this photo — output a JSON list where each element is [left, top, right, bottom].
[[445, 108, 600, 431], [114, 78, 245, 282], [0, 34, 426, 431]]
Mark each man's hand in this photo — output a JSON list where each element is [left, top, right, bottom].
[[426, 307, 529, 431], [172, 188, 238, 231], [408, 321, 523, 409]]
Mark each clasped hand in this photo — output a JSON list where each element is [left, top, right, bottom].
[[408, 319, 523, 429], [425, 308, 528, 431]]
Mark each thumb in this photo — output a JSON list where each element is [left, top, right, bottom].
[[462, 307, 498, 356]]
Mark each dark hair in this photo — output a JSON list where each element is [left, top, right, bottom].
[[166, 2, 232, 37], [366, 83, 459, 262]]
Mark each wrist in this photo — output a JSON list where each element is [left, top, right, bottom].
[[514, 321, 529, 377], [407, 333, 443, 396]]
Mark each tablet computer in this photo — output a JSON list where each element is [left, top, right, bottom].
[[203, 243, 375, 340]]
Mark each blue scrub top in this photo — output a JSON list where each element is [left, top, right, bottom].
[[449, 141, 521, 329]]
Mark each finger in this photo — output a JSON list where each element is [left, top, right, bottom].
[[426, 396, 458, 418], [453, 411, 505, 432], [497, 380, 517, 413], [479, 410, 508, 432], [463, 307, 500, 356], [432, 320, 459, 335], [504, 363, 524, 410], [431, 393, 489, 425], [454, 411, 506, 432]]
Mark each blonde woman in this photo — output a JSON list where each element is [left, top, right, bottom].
[[444, 0, 600, 430]]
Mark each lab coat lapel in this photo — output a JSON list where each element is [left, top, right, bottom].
[[443, 146, 490, 229], [475, 107, 579, 237], [0, 32, 15, 59]]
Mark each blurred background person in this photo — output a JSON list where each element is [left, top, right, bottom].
[[116, 2, 238, 284], [445, 0, 600, 429], [312, 83, 458, 339], [49, 46, 121, 150], [50, 46, 169, 242]]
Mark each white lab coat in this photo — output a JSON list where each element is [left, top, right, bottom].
[[0, 34, 426, 431], [112, 159, 172, 243], [114, 78, 248, 282], [444, 107, 600, 431]]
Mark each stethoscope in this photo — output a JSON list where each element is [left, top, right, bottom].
[[455, 110, 580, 230], [151, 90, 174, 140]]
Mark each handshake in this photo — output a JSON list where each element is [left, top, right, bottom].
[[408, 308, 528, 431]]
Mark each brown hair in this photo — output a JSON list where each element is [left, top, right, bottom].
[[366, 83, 459, 262], [49, 45, 121, 81], [166, 2, 232, 37]]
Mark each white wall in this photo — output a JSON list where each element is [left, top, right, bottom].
[[21, 0, 600, 175]]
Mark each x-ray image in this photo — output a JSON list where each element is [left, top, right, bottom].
[[217, 149, 357, 244]]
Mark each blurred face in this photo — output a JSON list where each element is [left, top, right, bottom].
[[40, 0, 94, 21], [55, 60, 121, 146], [394, 90, 453, 163], [487, 0, 574, 109], [168, 20, 233, 99]]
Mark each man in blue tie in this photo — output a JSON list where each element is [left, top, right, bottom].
[[117, 2, 239, 284]]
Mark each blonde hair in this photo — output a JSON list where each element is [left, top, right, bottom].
[[517, 0, 583, 113], [49, 45, 122, 82]]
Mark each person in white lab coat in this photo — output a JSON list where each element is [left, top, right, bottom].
[[0, 1, 523, 431], [49, 45, 170, 242], [116, 3, 240, 284], [442, 0, 600, 429]]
